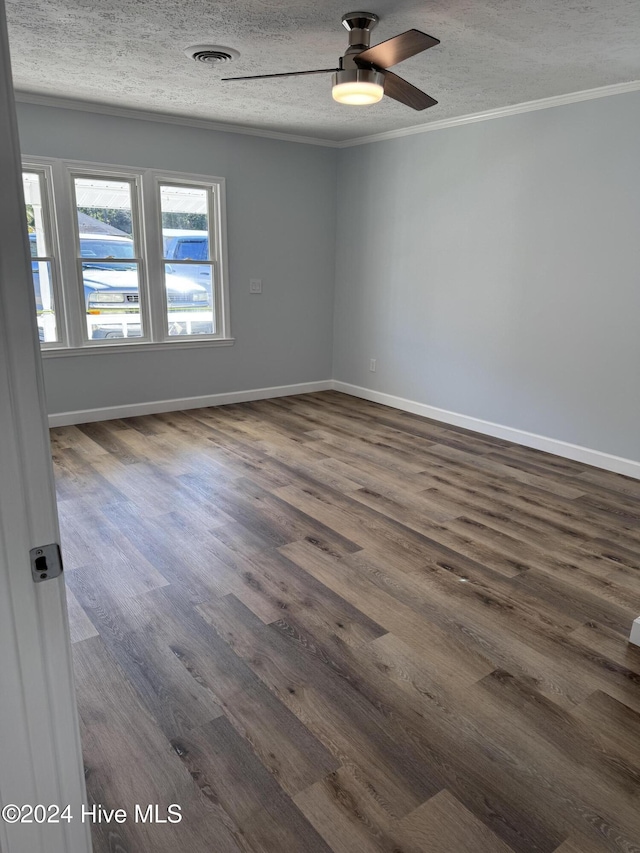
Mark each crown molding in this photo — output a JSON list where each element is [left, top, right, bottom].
[[336, 79, 640, 147], [13, 91, 341, 148], [15, 78, 640, 151]]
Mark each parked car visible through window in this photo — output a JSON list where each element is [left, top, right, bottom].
[[164, 232, 209, 261], [31, 232, 211, 340]]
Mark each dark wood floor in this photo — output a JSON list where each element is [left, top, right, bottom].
[[51, 391, 640, 853]]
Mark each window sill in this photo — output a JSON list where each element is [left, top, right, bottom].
[[41, 337, 235, 358]]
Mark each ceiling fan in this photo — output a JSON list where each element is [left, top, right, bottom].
[[222, 11, 439, 110]]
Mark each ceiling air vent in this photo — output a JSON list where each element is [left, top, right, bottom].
[[184, 45, 240, 66]]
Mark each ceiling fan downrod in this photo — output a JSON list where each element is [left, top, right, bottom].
[[340, 11, 380, 63]]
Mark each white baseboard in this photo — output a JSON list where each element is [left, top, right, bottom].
[[332, 381, 640, 481], [48, 376, 640, 481], [630, 618, 640, 648], [47, 380, 333, 427]]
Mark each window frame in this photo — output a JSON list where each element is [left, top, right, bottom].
[[21, 156, 233, 355], [68, 165, 151, 347], [21, 162, 67, 349], [150, 171, 228, 343]]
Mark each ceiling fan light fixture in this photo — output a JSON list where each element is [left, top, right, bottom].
[[332, 69, 384, 105], [222, 14, 439, 112]]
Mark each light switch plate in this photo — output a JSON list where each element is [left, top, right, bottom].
[[250, 278, 262, 293]]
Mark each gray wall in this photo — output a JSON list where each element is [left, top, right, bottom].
[[17, 94, 640, 462], [16, 103, 337, 414], [333, 92, 640, 460]]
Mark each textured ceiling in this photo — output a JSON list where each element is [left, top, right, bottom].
[[7, 0, 640, 141]]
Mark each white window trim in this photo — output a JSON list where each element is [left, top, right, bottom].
[[41, 337, 236, 357], [21, 156, 233, 355], [149, 170, 229, 343], [21, 161, 68, 349], [68, 164, 152, 346]]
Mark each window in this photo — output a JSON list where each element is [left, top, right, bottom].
[[22, 168, 63, 346], [71, 173, 147, 342], [21, 159, 231, 352], [160, 183, 216, 337]]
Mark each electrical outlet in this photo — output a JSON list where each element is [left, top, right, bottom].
[[249, 278, 262, 294], [369, 358, 377, 372]]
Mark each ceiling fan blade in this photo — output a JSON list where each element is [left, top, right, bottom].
[[222, 68, 339, 81], [355, 29, 439, 70], [383, 71, 437, 110]]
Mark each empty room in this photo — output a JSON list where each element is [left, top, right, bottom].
[[2, 2, 640, 852]]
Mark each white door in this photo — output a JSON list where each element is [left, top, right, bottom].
[[0, 2, 92, 851]]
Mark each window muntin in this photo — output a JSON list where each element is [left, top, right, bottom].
[[71, 175, 147, 343], [22, 169, 62, 345], [160, 183, 215, 337]]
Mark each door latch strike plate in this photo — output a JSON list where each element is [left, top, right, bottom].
[[30, 543, 63, 583]]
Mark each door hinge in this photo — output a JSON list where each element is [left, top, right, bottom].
[[30, 543, 63, 582]]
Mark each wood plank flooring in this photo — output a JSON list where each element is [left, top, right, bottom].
[[51, 391, 640, 853]]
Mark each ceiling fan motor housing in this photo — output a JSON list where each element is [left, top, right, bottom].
[[332, 68, 384, 89]]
